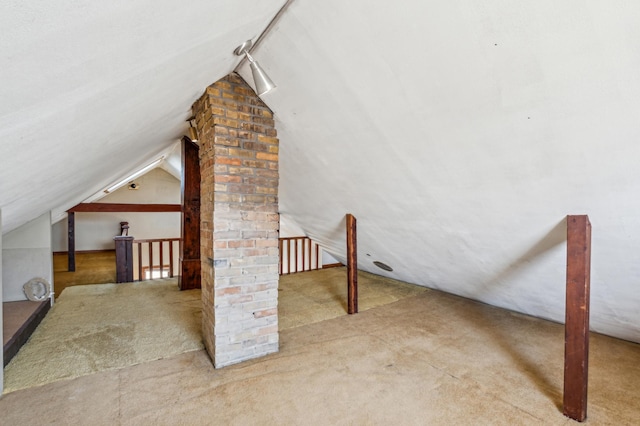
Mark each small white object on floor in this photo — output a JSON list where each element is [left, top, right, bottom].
[[23, 278, 51, 302]]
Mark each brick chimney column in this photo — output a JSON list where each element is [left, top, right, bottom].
[[193, 73, 279, 367]]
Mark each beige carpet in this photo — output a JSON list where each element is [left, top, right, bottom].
[[3, 278, 202, 393], [279, 267, 428, 329], [4, 268, 421, 394]]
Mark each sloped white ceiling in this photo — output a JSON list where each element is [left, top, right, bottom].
[[0, 0, 285, 233], [236, 1, 640, 342], [3, 1, 640, 343]]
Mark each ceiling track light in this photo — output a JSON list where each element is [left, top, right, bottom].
[[104, 157, 164, 194], [186, 116, 198, 142], [234, 40, 276, 96]]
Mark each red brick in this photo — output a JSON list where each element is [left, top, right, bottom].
[[217, 157, 242, 166], [195, 73, 279, 366]]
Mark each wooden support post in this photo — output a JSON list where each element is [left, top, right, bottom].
[[114, 235, 134, 283], [67, 212, 76, 271], [179, 136, 201, 290], [563, 215, 592, 422], [346, 213, 358, 314]]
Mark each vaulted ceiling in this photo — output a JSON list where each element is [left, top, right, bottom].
[[0, 0, 284, 229], [3, 1, 640, 342]]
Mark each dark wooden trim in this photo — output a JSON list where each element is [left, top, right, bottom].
[[114, 236, 134, 283], [3, 301, 50, 367], [322, 263, 343, 269], [279, 239, 284, 275], [68, 212, 75, 272], [68, 203, 181, 213], [179, 136, 201, 290], [346, 213, 358, 314], [133, 238, 181, 243], [138, 244, 143, 281], [563, 215, 592, 422]]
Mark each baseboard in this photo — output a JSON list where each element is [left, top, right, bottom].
[[53, 249, 116, 255], [322, 263, 343, 269]]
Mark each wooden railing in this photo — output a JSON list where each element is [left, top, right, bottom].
[[133, 238, 181, 281], [279, 236, 323, 275]]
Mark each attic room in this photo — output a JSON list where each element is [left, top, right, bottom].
[[2, 0, 640, 424]]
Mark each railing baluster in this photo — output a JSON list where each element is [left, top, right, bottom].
[[301, 238, 306, 271], [159, 241, 164, 278], [130, 238, 181, 281], [148, 242, 153, 280], [277, 237, 329, 275], [169, 240, 174, 278], [137, 243, 142, 281], [279, 239, 283, 275]]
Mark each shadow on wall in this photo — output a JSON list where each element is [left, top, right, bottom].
[[461, 217, 568, 411], [299, 214, 350, 265], [474, 218, 567, 298]]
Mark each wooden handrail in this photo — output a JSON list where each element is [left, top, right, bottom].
[[133, 238, 181, 243]]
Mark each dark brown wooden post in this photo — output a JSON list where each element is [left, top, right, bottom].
[[346, 213, 358, 314], [67, 212, 76, 271], [563, 215, 592, 422], [179, 136, 201, 290], [114, 222, 134, 283]]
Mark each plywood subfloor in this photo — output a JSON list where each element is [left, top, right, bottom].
[[2, 280, 640, 424]]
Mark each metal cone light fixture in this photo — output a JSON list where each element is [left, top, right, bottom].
[[234, 40, 276, 96]]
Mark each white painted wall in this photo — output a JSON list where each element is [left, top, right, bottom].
[[279, 213, 305, 238], [1, 209, 4, 394], [2, 213, 52, 302], [52, 168, 181, 251], [237, 1, 640, 343], [280, 213, 339, 270]]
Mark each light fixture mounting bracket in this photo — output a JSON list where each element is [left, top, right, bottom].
[[234, 40, 253, 56]]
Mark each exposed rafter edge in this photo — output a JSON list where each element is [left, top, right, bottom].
[[68, 203, 181, 213]]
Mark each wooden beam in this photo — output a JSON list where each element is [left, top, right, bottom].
[[563, 215, 592, 422], [68, 203, 181, 213], [179, 136, 201, 290], [346, 213, 358, 314], [67, 212, 75, 271]]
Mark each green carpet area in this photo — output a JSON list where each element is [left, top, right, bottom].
[[3, 278, 202, 393]]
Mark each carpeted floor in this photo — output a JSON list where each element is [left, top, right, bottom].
[[3, 267, 421, 393], [278, 267, 427, 329], [3, 278, 202, 393]]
